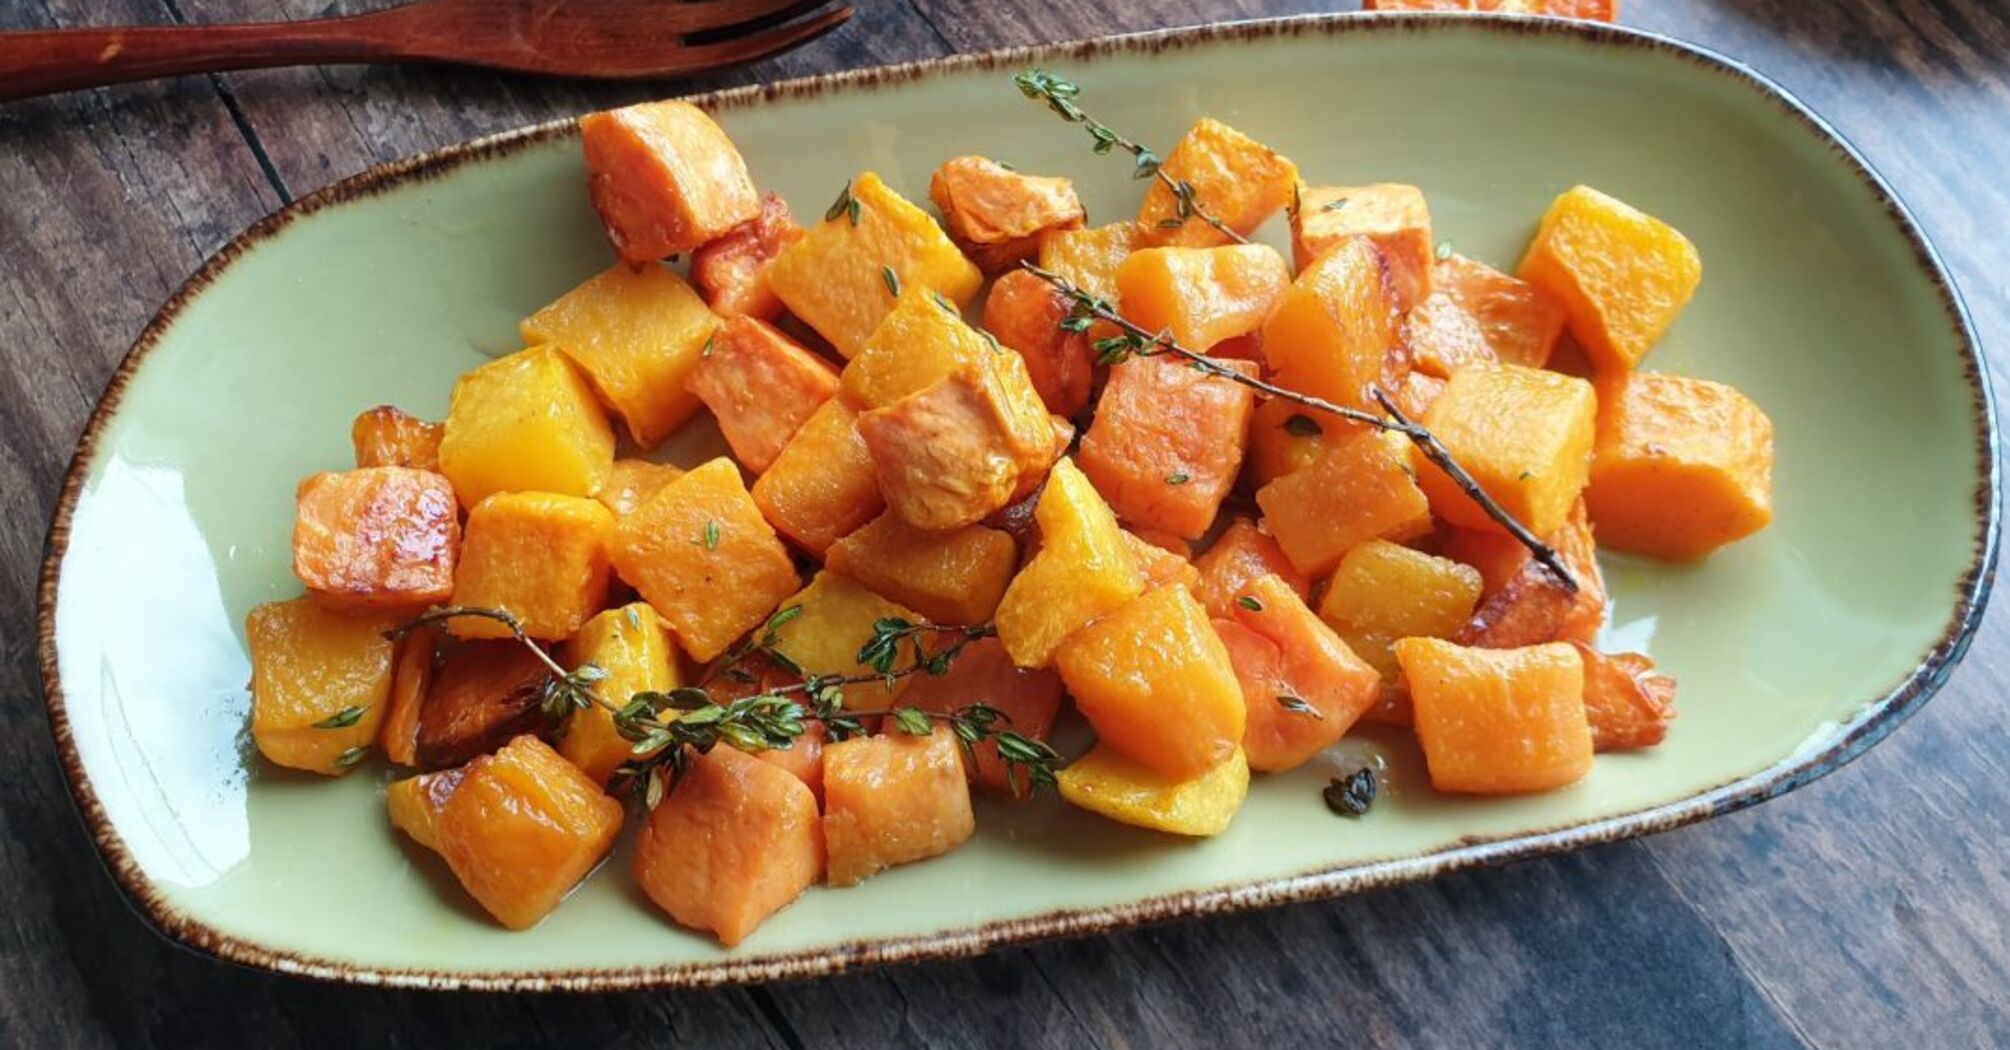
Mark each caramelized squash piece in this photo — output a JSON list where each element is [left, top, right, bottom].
[[380, 626, 437, 767], [580, 100, 759, 264], [1058, 744, 1249, 837], [1193, 517, 1310, 619], [1317, 539, 1483, 679], [293, 467, 459, 615], [1454, 558, 1578, 650], [1436, 251, 1567, 369], [1572, 642, 1676, 751], [1518, 185, 1701, 373], [448, 492, 614, 642], [929, 156, 1085, 272], [1415, 362, 1597, 538], [595, 459, 684, 518], [561, 603, 680, 784], [386, 766, 466, 852], [436, 735, 624, 930], [859, 366, 1056, 532], [690, 192, 805, 320], [685, 315, 841, 473], [415, 641, 553, 770], [1586, 371, 1774, 559], [1395, 638, 1591, 794], [1218, 574, 1380, 772], [1055, 585, 1244, 779], [1256, 430, 1433, 578], [1261, 236, 1405, 411], [994, 460, 1146, 669], [245, 597, 395, 776], [823, 726, 975, 887], [1078, 354, 1258, 539], [1115, 244, 1292, 352], [1292, 183, 1434, 309], [750, 397, 886, 557], [982, 269, 1094, 418], [1138, 118, 1298, 248], [901, 636, 1065, 797], [766, 571, 924, 711], [825, 513, 1018, 625], [438, 346, 615, 505], [521, 263, 720, 448], [1404, 292, 1495, 379], [351, 406, 443, 472]]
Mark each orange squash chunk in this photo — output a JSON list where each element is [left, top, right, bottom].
[[416, 642, 554, 769], [746, 720, 827, 801], [685, 315, 841, 473], [901, 636, 1065, 797], [1055, 584, 1244, 778], [435, 735, 624, 929], [1261, 236, 1405, 411], [1415, 363, 1597, 538], [1138, 118, 1298, 248], [448, 492, 614, 641], [380, 626, 436, 767], [1572, 642, 1676, 750], [386, 766, 466, 852], [751, 398, 885, 557], [522, 263, 720, 448], [1450, 499, 1606, 648], [690, 192, 805, 320], [438, 346, 615, 505], [351, 406, 442, 472], [1395, 638, 1591, 794], [841, 287, 1049, 419], [246, 597, 395, 775], [1518, 185, 1702, 374], [1193, 517, 1310, 619], [293, 466, 459, 615], [1122, 529, 1201, 593], [1293, 183, 1434, 309], [1256, 430, 1433, 578], [859, 366, 1056, 532], [1038, 221, 1148, 306], [823, 726, 975, 886], [768, 171, 984, 358], [1219, 574, 1380, 771], [580, 100, 759, 264], [995, 460, 1146, 669], [929, 156, 1086, 272], [613, 457, 803, 662], [560, 603, 680, 784], [1244, 399, 1361, 489], [1318, 539, 1483, 679], [1115, 245, 1292, 353], [1078, 354, 1257, 539], [825, 513, 1017, 625], [767, 570, 923, 710], [1455, 559, 1578, 650], [595, 459, 684, 518], [1586, 371, 1774, 559], [1404, 292, 1494, 379], [1436, 251, 1567, 369], [1395, 370, 1448, 419], [982, 269, 1094, 418]]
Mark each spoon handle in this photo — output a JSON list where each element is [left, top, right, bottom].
[[0, 14, 412, 103]]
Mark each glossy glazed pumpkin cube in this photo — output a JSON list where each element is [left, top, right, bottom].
[[930, 155, 1085, 272], [767, 570, 923, 711], [1416, 363, 1597, 537], [1293, 183, 1434, 309], [1518, 185, 1702, 373], [1055, 584, 1244, 779], [1586, 371, 1774, 559], [634, 743, 823, 945], [1122, 529, 1201, 594], [1404, 292, 1495, 379], [293, 467, 459, 615], [246, 597, 395, 776], [435, 735, 624, 929], [1454, 558, 1580, 650], [1193, 517, 1310, 620], [1078, 355, 1257, 539], [386, 766, 466, 853], [1572, 642, 1676, 751], [825, 513, 1017, 625], [1318, 539, 1484, 679], [1261, 236, 1404, 411], [613, 457, 803, 662], [448, 492, 614, 642], [560, 603, 680, 784], [690, 192, 805, 320], [982, 268, 1094, 418], [768, 171, 984, 358], [580, 100, 759, 264], [1244, 399, 1362, 489], [1038, 221, 1148, 307], [900, 636, 1064, 797], [859, 366, 1055, 532], [1255, 430, 1433, 578], [1436, 251, 1567, 369], [823, 726, 975, 886], [595, 459, 684, 518], [685, 315, 841, 473], [751, 397, 885, 556], [1115, 244, 1292, 353], [1058, 744, 1249, 837], [1220, 574, 1380, 771], [351, 405, 442, 472], [522, 263, 720, 448], [994, 460, 1146, 669], [1138, 118, 1298, 248], [438, 346, 615, 505], [380, 626, 436, 767], [415, 642, 554, 770], [1395, 638, 1591, 794]]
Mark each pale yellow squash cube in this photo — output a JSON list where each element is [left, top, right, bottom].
[[561, 603, 681, 784], [1058, 744, 1249, 837], [521, 263, 721, 448], [438, 346, 615, 505]]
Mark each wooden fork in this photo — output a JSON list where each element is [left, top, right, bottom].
[[0, 0, 852, 103]]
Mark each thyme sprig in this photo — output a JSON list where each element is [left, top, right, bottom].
[[1021, 262, 1579, 592]]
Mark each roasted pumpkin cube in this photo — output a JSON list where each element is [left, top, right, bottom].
[[845, 287, 1011, 408], [1244, 399, 1363, 489], [995, 460, 1146, 668], [767, 570, 923, 710], [1518, 185, 1702, 373], [982, 269, 1094, 418], [859, 366, 1055, 532], [825, 513, 1017, 625], [1318, 539, 1484, 679], [386, 766, 465, 852], [1572, 642, 1676, 751], [613, 457, 803, 662], [522, 263, 719, 448], [1293, 183, 1434, 309], [1038, 221, 1147, 303], [1416, 362, 1597, 537], [1078, 355, 1257, 539], [1436, 251, 1566, 369], [685, 315, 841, 473], [1055, 584, 1244, 779], [1115, 245, 1292, 353], [900, 636, 1064, 797], [351, 406, 443, 472], [1193, 517, 1310, 619], [1220, 574, 1380, 771], [1395, 638, 1591, 794], [1123, 529, 1201, 593], [293, 467, 459, 615], [1058, 744, 1249, 837], [690, 191, 805, 320], [929, 155, 1085, 272], [448, 493, 613, 641], [1586, 371, 1774, 559], [438, 346, 615, 505], [823, 726, 975, 886], [595, 459, 684, 518], [747, 720, 827, 801], [1446, 500, 1605, 648], [750, 397, 886, 556], [768, 171, 984, 358], [435, 735, 624, 929], [416, 641, 555, 770], [1256, 430, 1433, 578], [1454, 558, 1580, 650], [245, 597, 395, 776], [560, 603, 680, 784], [380, 626, 436, 767], [580, 100, 759, 264], [1261, 236, 1405, 411], [1404, 292, 1495, 379], [1138, 118, 1297, 248]]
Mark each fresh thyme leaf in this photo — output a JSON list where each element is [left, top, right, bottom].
[[763, 605, 804, 637], [313, 705, 368, 730], [334, 746, 369, 769], [1275, 694, 1323, 719], [1166, 472, 1191, 485], [825, 180, 854, 223], [703, 519, 721, 551], [847, 198, 862, 226], [625, 607, 642, 631], [1237, 595, 1264, 612], [1322, 197, 1350, 211], [1323, 767, 1378, 817], [881, 265, 901, 298], [644, 766, 668, 810], [572, 663, 608, 684], [701, 334, 715, 358], [931, 290, 958, 314], [1283, 413, 1324, 437], [1435, 241, 1454, 261], [892, 707, 933, 736]]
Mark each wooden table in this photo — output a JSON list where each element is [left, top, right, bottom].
[[3, 1, 2006, 1045]]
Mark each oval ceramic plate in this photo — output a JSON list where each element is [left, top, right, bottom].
[[37, 14, 1997, 990]]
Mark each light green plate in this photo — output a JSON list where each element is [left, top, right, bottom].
[[36, 14, 1996, 990]]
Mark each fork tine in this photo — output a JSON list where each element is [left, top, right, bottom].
[[674, 5, 852, 68], [675, 0, 839, 33]]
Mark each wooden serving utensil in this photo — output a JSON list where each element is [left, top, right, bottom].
[[0, 0, 852, 103]]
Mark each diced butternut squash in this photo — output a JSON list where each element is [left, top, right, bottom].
[[750, 397, 886, 556], [1317, 539, 1484, 679], [995, 460, 1146, 668], [825, 513, 1017, 625], [767, 570, 923, 710], [1138, 118, 1297, 248], [351, 406, 442, 472], [438, 346, 615, 505], [380, 626, 436, 767], [1256, 430, 1433, 578], [386, 766, 465, 852], [1415, 362, 1597, 538], [1395, 639, 1591, 794], [1115, 244, 1291, 353], [690, 192, 805, 320], [613, 457, 803, 662], [929, 156, 1086, 272], [1454, 558, 1578, 649], [1244, 399, 1362, 489], [1586, 371, 1774, 559], [560, 603, 680, 784], [859, 366, 1056, 532], [822, 726, 975, 886], [685, 315, 841, 473], [580, 100, 759, 264], [522, 263, 720, 447], [1572, 642, 1676, 751], [768, 172, 984, 358], [747, 720, 827, 801], [292, 467, 459, 615], [448, 492, 614, 641], [595, 459, 684, 518], [901, 635, 1065, 797], [1122, 529, 1201, 593], [435, 735, 624, 929], [841, 288, 1048, 417], [1038, 221, 1148, 309], [1079, 355, 1257, 538], [245, 597, 395, 776], [1220, 574, 1380, 771], [416, 641, 554, 769], [1518, 185, 1702, 373], [1261, 236, 1405, 411], [633, 743, 823, 945], [1058, 744, 1249, 837], [1404, 292, 1494, 378], [1292, 183, 1434, 309], [1436, 251, 1567, 369], [1395, 370, 1448, 418], [1055, 585, 1244, 779], [982, 268, 1094, 418], [1552, 499, 1607, 642], [1193, 517, 1310, 619]]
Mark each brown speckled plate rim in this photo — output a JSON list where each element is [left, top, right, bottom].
[[34, 12, 1999, 992]]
